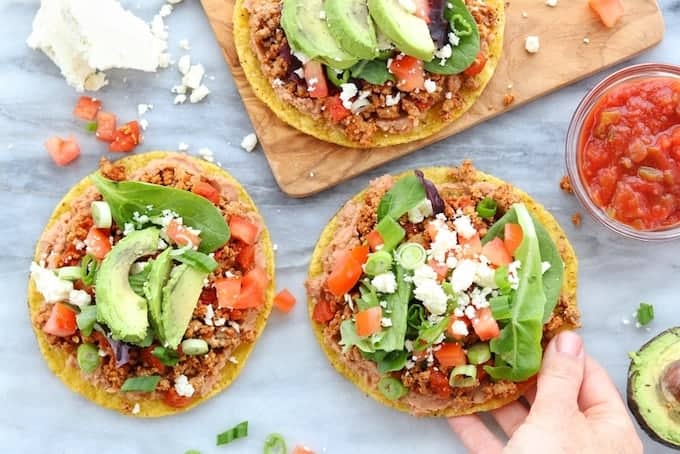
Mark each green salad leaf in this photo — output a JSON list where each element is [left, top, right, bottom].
[[377, 175, 426, 222], [350, 60, 395, 85], [90, 173, 230, 253], [414, 316, 451, 352], [373, 265, 412, 352], [363, 349, 408, 374], [424, 0, 481, 75], [173, 249, 219, 273]]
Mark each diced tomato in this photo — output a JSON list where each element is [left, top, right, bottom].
[[304, 61, 329, 98], [192, 181, 220, 204], [434, 343, 467, 368], [140, 346, 167, 372], [325, 95, 350, 123], [503, 223, 523, 256], [326, 246, 370, 297], [42, 303, 77, 337], [231, 267, 268, 309], [472, 308, 500, 341], [356, 306, 382, 337], [45, 136, 80, 166], [428, 259, 448, 282], [459, 233, 482, 258], [85, 227, 111, 260], [274, 289, 296, 313], [481, 237, 512, 267], [215, 277, 242, 308], [312, 299, 335, 323], [292, 446, 316, 454], [109, 121, 142, 153], [389, 55, 425, 92], [588, 0, 624, 27], [95, 111, 117, 142], [414, 0, 431, 22], [463, 52, 488, 77], [73, 96, 102, 121], [366, 230, 384, 251], [447, 316, 471, 340], [243, 266, 268, 290], [229, 215, 259, 245], [163, 388, 194, 408], [166, 219, 201, 249], [236, 243, 255, 270], [429, 369, 452, 399]]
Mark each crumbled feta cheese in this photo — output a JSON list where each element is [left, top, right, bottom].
[[545, 0, 558, 6], [583, 37, 591, 44], [404, 340, 414, 352], [174, 375, 195, 398], [174, 94, 187, 104], [197, 147, 214, 162], [182, 64, 205, 89], [474, 261, 497, 289], [521, 11, 528, 18], [339, 83, 359, 109], [272, 78, 284, 87], [451, 259, 477, 292], [371, 272, 397, 294], [319, 10, 326, 19], [158, 52, 170, 68], [399, 0, 417, 14], [178, 141, 189, 151], [98, 349, 108, 357], [507, 260, 521, 290], [132, 403, 140, 414], [178, 38, 190, 50], [525, 35, 540, 54], [214, 317, 226, 327], [424, 79, 437, 93], [381, 317, 393, 327], [412, 263, 439, 287], [189, 84, 210, 103], [293, 67, 304, 78], [428, 220, 458, 264], [204, 304, 215, 326], [151, 14, 168, 40], [69, 289, 91, 307], [445, 91, 453, 100], [464, 305, 477, 319], [172, 84, 187, 94], [449, 32, 460, 47], [434, 44, 453, 65], [240, 133, 258, 152], [177, 55, 191, 75], [123, 222, 135, 235], [385, 92, 401, 107], [446, 255, 458, 269], [137, 103, 152, 116], [273, 244, 278, 251], [622, 318, 630, 325], [159, 4, 173, 17], [450, 319, 469, 337], [350, 90, 372, 114], [30, 262, 73, 303], [229, 321, 241, 333], [407, 198, 433, 224], [414, 279, 448, 315], [541, 261, 552, 274], [228, 356, 239, 364], [292, 50, 310, 64], [453, 215, 476, 239], [139, 118, 149, 130]]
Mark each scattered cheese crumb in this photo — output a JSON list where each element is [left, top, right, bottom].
[[521, 11, 528, 18], [132, 403, 140, 414], [545, 0, 558, 6], [174, 94, 187, 104], [241, 133, 258, 152], [179, 38, 190, 50], [583, 37, 591, 44], [177, 55, 191, 75], [385, 92, 401, 107], [178, 142, 189, 151], [424, 79, 437, 93], [139, 118, 149, 130], [174, 375, 195, 397], [189, 84, 210, 103], [182, 64, 205, 89], [525, 35, 540, 54], [198, 147, 214, 162], [159, 4, 173, 17]]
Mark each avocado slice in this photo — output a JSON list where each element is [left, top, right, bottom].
[[628, 327, 680, 449], [367, 0, 435, 61], [143, 248, 173, 341], [161, 264, 208, 349], [281, 0, 358, 69], [325, 0, 378, 60], [95, 228, 160, 344]]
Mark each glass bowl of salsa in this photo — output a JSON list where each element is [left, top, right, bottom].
[[566, 63, 680, 241]]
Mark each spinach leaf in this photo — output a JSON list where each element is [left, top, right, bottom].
[[90, 173, 230, 253], [173, 250, 219, 273], [484, 204, 546, 382], [377, 175, 426, 222], [424, 0, 480, 75], [350, 60, 395, 85], [363, 349, 408, 373], [374, 265, 412, 352], [483, 207, 564, 322]]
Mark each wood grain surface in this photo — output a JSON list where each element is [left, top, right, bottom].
[[200, 0, 664, 197]]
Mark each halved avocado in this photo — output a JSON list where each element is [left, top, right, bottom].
[[628, 327, 680, 449], [325, 0, 378, 60]]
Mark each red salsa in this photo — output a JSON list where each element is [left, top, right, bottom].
[[579, 77, 680, 230]]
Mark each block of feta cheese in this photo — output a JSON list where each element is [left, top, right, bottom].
[[27, 0, 167, 92]]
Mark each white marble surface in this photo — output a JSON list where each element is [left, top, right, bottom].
[[1, 0, 680, 453]]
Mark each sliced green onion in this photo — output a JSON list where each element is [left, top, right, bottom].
[[489, 295, 512, 321], [57, 266, 83, 281], [378, 377, 408, 400], [174, 250, 218, 273], [80, 254, 98, 286], [181, 338, 209, 356], [494, 266, 511, 294], [476, 198, 498, 219], [121, 375, 161, 393], [364, 250, 393, 276], [395, 243, 426, 270], [263, 433, 287, 454], [467, 343, 491, 365], [91, 201, 112, 229], [636, 302, 654, 326], [375, 215, 405, 252], [152, 346, 180, 366], [449, 365, 478, 387], [216, 421, 249, 446], [85, 121, 98, 133], [77, 343, 100, 373], [76, 305, 98, 336]]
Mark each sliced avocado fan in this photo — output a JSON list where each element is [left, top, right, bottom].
[[161, 264, 209, 350]]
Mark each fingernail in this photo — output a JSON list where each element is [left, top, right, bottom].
[[555, 331, 583, 357]]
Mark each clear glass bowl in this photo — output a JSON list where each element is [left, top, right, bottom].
[[565, 63, 680, 242]]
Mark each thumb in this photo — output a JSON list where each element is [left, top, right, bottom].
[[529, 330, 585, 422]]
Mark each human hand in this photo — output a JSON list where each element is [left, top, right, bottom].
[[448, 331, 643, 454]]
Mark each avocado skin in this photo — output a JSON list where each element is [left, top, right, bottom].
[[325, 0, 378, 61], [161, 264, 209, 349], [144, 248, 173, 342], [96, 228, 161, 344], [627, 327, 680, 450], [367, 0, 435, 61]]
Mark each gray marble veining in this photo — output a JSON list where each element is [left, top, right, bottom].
[[1, 0, 679, 452]]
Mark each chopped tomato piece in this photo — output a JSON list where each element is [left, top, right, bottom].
[[356, 306, 382, 336], [325, 95, 350, 122], [292, 446, 316, 454], [481, 237, 512, 267], [503, 223, 523, 256], [95, 111, 117, 142], [43, 303, 77, 337], [472, 308, 500, 341], [429, 369, 452, 399], [312, 299, 335, 323], [463, 52, 488, 77], [434, 343, 467, 368], [229, 215, 259, 245], [414, 0, 431, 22], [215, 277, 242, 308], [231, 267, 268, 309], [243, 266, 268, 290], [166, 219, 201, 249], [192, 181, 220, 204], [588, 0, 624, 27], [163, 388, 193, 408], [389, 55, 425, 92], [326, 246, 370, 297], [304, 61, 329, 98], [274, 289, 296, 313], [459, 233, 482, 258], [73, 96, 101, 121], [428, 259, 448, 282], [236, 243, 255, 270], [45, 136, 80, 166], [85, 227, 111, 260], [366, 230, 384, 251], [141, 346, 167, 372], [109, 121, 142, 153]]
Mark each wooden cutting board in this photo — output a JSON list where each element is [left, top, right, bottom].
[[200, 0, 664, 197]]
